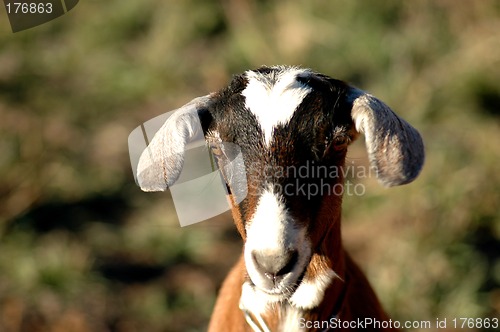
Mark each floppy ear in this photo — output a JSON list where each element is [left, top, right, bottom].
[[347, 88, 425, 187], [137, 95, 213, 191]]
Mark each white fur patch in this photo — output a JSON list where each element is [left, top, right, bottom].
[[281, 306, 305, 332], [289, 269, 338, 309], [240, 282, 306, 332], [240, 281, 273, 315], [242, 68, 312, 145]]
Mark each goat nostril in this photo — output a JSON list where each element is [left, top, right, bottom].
[[277, 250, 298, 277]]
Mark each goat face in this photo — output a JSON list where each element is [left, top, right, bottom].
[[136, 65, 424, 312]]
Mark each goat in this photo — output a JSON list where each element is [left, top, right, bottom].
[[136, 66, 424, 331]]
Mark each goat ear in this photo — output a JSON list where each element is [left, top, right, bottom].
[[137, 95, 213, 191], [347, 88, 425, 187]]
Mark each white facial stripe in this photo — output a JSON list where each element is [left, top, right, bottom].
[[242, 68, 312, 145], [289, 269, 338, 309], [246, 189, 290, 252]]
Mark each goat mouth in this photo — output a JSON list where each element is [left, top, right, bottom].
[[249, 266, 307, 299], [249, 284, 296, 304]]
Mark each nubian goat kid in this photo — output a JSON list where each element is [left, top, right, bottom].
[[137, 66, 424, 331]]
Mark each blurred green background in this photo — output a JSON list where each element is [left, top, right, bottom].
[[0, 1, 499, 331]]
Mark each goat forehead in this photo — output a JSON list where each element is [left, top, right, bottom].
[[241, 67, 313, 146]]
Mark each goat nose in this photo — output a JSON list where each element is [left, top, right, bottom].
[[251, 249, 299, 284]]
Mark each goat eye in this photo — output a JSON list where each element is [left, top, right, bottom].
[[323, 135, 350, 157], [332, 136, 350, 148]]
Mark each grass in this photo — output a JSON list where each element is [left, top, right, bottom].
[[0, 1, 499, 331]]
